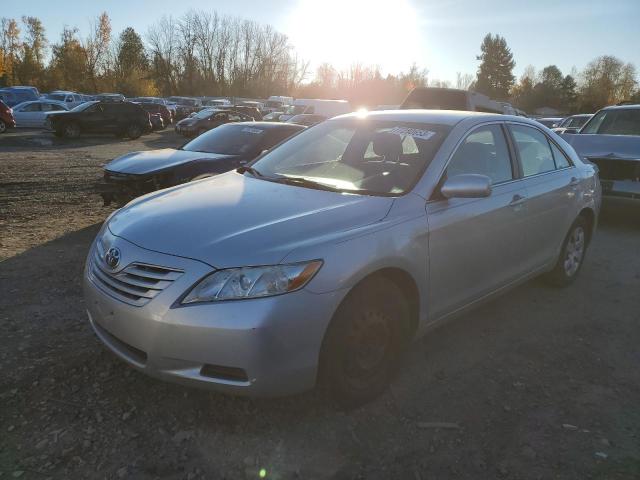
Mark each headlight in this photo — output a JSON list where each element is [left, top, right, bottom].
[[181, 260, 322, 304]]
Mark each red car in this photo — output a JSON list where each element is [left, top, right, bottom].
[[0, 100, 16, 133]]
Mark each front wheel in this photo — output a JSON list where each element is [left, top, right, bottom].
[[544, 217, 588, 287], [319, 277, 410, 409], [0, 120, 6, 133], [126, 123, 142, 139]]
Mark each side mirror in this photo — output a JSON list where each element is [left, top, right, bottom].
[[441, 174, 492, 199]]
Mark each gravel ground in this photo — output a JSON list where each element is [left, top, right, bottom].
[[1, 129, 639, 479]]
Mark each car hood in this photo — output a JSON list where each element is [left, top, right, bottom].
[[105, 149, 236, 175], [563, 134, 640, 161], [107, 171, 394, 268]]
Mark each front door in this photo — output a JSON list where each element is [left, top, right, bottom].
[[426, 123, 529, 319]]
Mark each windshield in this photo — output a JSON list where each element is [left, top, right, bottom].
[[581, 109, 640, 135], [565, 116, 591, 128], [285, 105, 307, 115], [183, 124, 267, 155], [192, 109, 218, 119], [70, 101, 97, 112], [251, 118, 451, 195]]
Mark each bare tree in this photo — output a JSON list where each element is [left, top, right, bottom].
[[83, 12, 111, 91], [455, 72, 474, 90]]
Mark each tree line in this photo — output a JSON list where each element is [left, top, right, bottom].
[[1, 13, 638, 113], [0, 11, 308, 98]]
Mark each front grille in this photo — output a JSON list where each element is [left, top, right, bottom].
[[89, 242, 183, 307], [589, 157, 640, 181]]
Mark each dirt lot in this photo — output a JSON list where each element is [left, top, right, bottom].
[[1, 129, 639, 479]]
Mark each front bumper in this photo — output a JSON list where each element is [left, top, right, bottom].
[[83, 232, 343, 396], [97, 171, 159, 206], [590, 157, 640, 200], [600, 179, 640, 199]]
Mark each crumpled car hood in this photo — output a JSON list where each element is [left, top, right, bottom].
[[563, 133, 640, 161], [108, 171, 394, 268], [105, 149, 235, 175]]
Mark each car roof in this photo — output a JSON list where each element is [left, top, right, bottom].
[[601, 104, 640, 111], [225, 121, 306, 131], [334, 109, 514, 126], [14, 99, 67, 108]]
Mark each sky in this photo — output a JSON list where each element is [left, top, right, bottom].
[[5, 0, 640, 84]]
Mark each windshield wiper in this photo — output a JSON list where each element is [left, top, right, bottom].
[[272, 176, 342, 192], [236, 166, 264, 177]]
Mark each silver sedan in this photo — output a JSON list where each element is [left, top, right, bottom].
[[12, 100, 69, 127], [84, 110, 601, 407]]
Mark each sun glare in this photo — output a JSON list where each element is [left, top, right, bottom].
[[286, 0, 424, 74]]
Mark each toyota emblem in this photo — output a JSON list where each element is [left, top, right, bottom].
[[105, 247, 121, 269]]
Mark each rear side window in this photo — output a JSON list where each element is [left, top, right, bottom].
[[510, 125, 556, 177], [22, 103, 41, 112], [550, 141, 571, 169], [446, 124, 513, 184]]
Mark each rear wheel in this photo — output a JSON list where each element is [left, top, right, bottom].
[[127, 123, 142, 139], [63, 122, 80, 139], [544, 216, 588, 287], [320, 277, 409, 409], [0, 120, 6, 133]]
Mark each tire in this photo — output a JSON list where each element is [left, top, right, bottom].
[[0, 120, 6, 133], [126, 123, 142, 140], [544, 216, 589, 287], [63, 122, 80, 139], [319, 277, 410, 409]]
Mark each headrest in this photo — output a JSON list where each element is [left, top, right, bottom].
[[372, 131, 403, 160]]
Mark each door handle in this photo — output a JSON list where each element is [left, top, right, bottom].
[[509, 194, 527, 207]]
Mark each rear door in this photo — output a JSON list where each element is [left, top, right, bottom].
[[507, 123, 578, 270], [426, 122, 530, 318], [81, 103, 106, 132]]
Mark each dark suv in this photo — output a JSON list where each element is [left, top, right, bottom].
[[47, 101, 152, 139]]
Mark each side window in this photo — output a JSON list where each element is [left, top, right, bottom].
[[549, 141, 571, 169], [23, 103, 42, 112], [510, 125, 556, 177], [446, 124, 513, 184]]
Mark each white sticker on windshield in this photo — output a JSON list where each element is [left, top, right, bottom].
[[388, 126, 436, 140], [241, 127, 265, 134]]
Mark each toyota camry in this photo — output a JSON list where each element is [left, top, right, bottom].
[[84, 110, 600, 407]]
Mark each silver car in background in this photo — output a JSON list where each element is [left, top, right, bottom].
[[84, 110, 600, 407]]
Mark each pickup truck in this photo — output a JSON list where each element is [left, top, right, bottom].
[[562, 104, 640, 199]]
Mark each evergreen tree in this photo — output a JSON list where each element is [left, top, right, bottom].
[[475, 33, 515, 100]]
